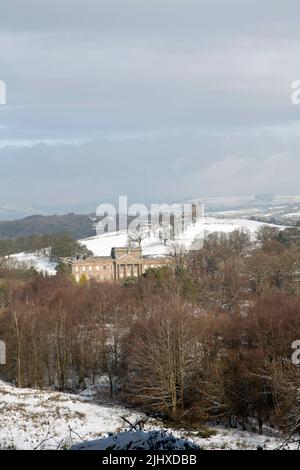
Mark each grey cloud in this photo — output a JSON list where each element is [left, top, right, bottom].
[[1, 1, 300, 208], [0, 132, 299, 208]]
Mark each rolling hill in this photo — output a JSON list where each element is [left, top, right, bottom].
[[0, 213, 96, 239]]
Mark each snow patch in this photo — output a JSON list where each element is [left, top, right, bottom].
[[71, 430, 199, 450], [80, 217, 282, 257], [6, 252, 57, 276], [0, 380, 296, 450]]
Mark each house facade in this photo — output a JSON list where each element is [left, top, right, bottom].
[[72, 246, 173, 283]]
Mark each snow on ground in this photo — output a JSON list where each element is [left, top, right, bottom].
[[0, 379, 142, 450], [71, 430, 199, 450], [6, 252, 57, 276], [0, 380, 297, 450], [209, 209, 264, 218], [80, 217, 283, 257], [4, 218, 284, 275], [282, 212, 300, 219]]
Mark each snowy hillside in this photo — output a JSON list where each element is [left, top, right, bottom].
[[0, 379, 142, 450], [6, 252, 57, 276], [80, 217, 283, 257], [5, 217, 283, 275], [0, 380, 296, 450]]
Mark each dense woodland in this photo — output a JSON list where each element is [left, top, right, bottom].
[[0, 225, 300, 436], [0, 212, 140, 240], [0, 214, 96, 239], [0, 233, 92, 260]]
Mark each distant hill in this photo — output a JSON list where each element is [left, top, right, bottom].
[[0, 213, 97, 239]]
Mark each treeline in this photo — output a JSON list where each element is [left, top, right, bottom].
[[0, 226, 300, 435], [0, 233, 92, 260], [0, 213, 96, 239], [0, 212, 143, 240]]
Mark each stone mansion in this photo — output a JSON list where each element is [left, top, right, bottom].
[[72, 246, 173, 283]]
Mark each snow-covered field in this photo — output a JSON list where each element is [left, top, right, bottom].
[[5, 217, 283, 275], [6, 252, 57, 276], [80, 217, 282, 257], [0, 379, 142, 450], [0, 380, 296, 450]]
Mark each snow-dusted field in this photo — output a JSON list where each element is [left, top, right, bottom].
[[5, 217, 284, 276], [6, 252, 57, 276], [0, 380, 296, 450], [80, 217, 282, 257], [0, 380, 142, 450]]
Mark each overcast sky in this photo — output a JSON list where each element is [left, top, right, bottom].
[[1, 0, 300, 210]]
